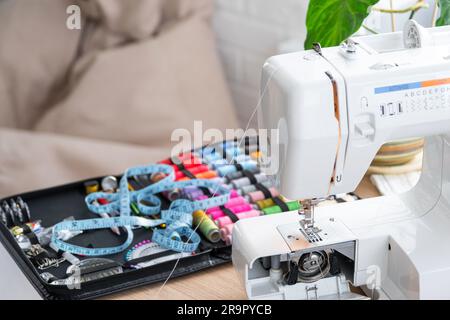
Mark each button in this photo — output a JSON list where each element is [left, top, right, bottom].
[[361, 97, 369, 109], [380, 104, 386, 116], [355, 122, 375, 137], [388, 103, 396, 116]]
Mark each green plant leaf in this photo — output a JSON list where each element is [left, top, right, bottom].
[[436, 0, 450, 26], [304, 0, 379, 50]]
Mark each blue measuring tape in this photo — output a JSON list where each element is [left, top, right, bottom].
[[51, 164, 230, 256]]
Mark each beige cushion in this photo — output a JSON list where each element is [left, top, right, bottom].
[[162, 0, 213, 23], [76, 0, 162, 52], [0, 0, 81, 129], [35, 17, 238, 148], [77, 0, 162, 40], [0, 128, 168, 197]]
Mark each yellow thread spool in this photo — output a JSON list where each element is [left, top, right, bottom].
[[193, 210, 221, 243], [84, 181, 99, 195]]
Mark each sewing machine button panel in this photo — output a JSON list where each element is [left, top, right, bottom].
[[378, 86, 450, 117]]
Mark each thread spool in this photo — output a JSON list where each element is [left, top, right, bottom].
[[182, 186, 201, 199], [246, 188, 279, 203], [238, 180, 273, 195], [203, 152, 221, 163], [170, 162, 200, 172], [209, 155, 251, 169], [209, 177, 227, 185], [215, 210, 261, 228], [218, 161, 258, 177], [231, 174, 268, 189], [206, 196, 247, 213], [208, 204, 253, 220], [209, 156, 251, 169], [160, 155, 203, 174], [220, 228, 228, 241], [210, 159, 228, 169], [226, 196, 248, 207], [197, 171, 218, 179], [160, 154, 199, 166], [84, 181, 99, 195], [192, 210, 221, 243], [220, 224, 234, 238], [175, 165, 209, 180], [255, 197, 287, 210], [225, 167, 260, 182], [182, 184, 235, 201], [229, 189, 239, 198], [263, 201, 301, 215], [225, 235, 232, 246], [178, 170, 217, 181], [150, 172, 179, 200]]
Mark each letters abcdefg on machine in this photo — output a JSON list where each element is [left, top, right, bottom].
[[232, 21, 450, 300]]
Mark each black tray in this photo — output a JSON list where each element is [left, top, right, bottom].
[[0, 176, 232, 300]]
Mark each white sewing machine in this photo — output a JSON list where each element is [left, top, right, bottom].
[[232, 21, 450, 300]]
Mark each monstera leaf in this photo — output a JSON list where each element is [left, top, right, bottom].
[[437, 0, 450, 26], [304, 0, 380, 49]]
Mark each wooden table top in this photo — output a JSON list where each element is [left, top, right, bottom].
[[107, 176, 380, 300]]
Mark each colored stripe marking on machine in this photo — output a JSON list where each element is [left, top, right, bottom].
[[375, 77, 450, 94]]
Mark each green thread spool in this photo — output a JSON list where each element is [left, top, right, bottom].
[[263, 201, 301, 215], [193, 210, 221, 243]]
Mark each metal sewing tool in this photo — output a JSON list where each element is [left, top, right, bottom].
[[134, 252, 193, 269], [16, 197, 31, 223], [125, 240, 169, 262], [2, 201, 17, 226], [41, 258, 123, 286], [25, 244, 66, 271], [0, 206, 13, 228]]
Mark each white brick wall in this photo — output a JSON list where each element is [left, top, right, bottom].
[[213, 0, 309, 127], [213, 0, 436, 127]]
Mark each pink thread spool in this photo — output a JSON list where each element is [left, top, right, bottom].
[[208, 204, 253, 220], [225, 235, 232, 246], [192, 189, 239, 207], [220, 228, 229, 241], [215, 210, 261, 228], [206, 196, 247, 214], [246, 188, 280, 203], [230, 189, 239, 198], [220, 224, 234, 240]]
